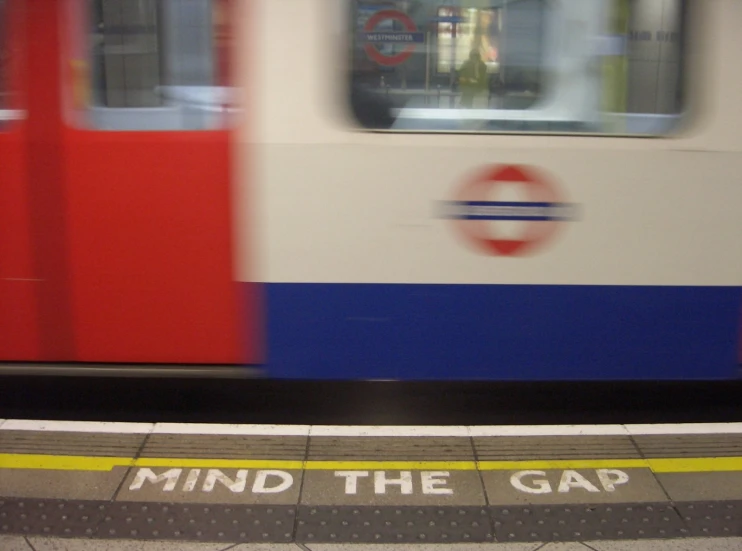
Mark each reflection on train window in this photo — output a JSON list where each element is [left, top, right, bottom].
[[0, 0, 12, 126], [349, 0, 686, 135], [80, 0, 234, 131], [0, 0, 6, 106]]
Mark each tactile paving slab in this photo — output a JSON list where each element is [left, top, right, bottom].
[[0, 431, 144, 457], [491, 503, 689, 543], [674, 501, 742, 538], [295, 505, 494, 543], [474, 436, 641, 460], [97, 502, 296, 543], [0, 499, 296, 543], [307, 437, 475, 461], [0, 498, 107, 538], [140, 435, 307, 460], [3, 498, 742, 543], [633, 435, 742, 458]]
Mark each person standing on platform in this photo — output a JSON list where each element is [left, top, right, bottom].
[[458, 50, 488, 108]]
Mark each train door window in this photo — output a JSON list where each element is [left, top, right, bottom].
[[0, 0, 7, 112], [0, 0, 21, 129], [348, 0, 686, 136], [72, 0, 235, 131]]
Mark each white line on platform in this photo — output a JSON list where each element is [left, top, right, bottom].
[[152, 423, 311, 436], [468, 425, 629, 436], [1, 420, 155, 433], [3, 420, 742, 436], [626, 423, 742, 435], [309, 425, 470, 437]]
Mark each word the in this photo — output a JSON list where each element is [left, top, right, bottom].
[[335, 471, 453, 495], [129, 468, 294, 494], [510, 469, 630, 494]]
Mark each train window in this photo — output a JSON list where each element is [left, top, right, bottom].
[[0, 0, 14, 128], [74, 0, 234, 131], [0, 0, 6, 109], [348, 0, 686, 136]]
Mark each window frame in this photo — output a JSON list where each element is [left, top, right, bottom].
[[68, 0, 236, 132], [346, 0, 691, 139], [0, 0, 24, 129]]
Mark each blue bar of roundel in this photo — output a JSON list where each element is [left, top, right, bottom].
[[440, 201, 575, 221], [463, 201, 556, 208]]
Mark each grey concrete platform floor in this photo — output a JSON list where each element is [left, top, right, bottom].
[[4, 422, 742, 548], [2, 536, 742, 550]]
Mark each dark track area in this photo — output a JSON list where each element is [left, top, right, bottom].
[[1, 376, 742, 425]]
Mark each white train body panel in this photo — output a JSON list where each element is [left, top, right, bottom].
[[235, 0, 742, 379]]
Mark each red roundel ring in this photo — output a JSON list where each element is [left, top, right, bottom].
[[363, 10, 418, 66], [451, 164, 564, 257]]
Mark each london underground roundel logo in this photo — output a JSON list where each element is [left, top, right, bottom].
[[440, 164, 579, 257], [361, 10, 424, 66]]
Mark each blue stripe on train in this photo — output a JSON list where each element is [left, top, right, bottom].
[[262, 284, 742, 380]]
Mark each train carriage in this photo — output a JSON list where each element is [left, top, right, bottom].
[[0, 0, 740, 379]]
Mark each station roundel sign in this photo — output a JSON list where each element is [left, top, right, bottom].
[[362, 10, 421, 66], [444, 164, 577, 257]]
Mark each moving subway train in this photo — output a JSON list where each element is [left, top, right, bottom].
[[1, 0, 741, 380]]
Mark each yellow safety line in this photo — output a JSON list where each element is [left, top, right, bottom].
[[135, 458, 305, 470], [303, 461, 477, 471], [477, 459, 648, 471], [2, 454, 742, 474], [0, 454, 134, 471], [648, 457, 742, 473]]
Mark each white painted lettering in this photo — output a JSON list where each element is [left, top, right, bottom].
[[511, 469, 631, 495], [129, 468, 182, 492], [202, 469, 248, 493], [182, 469, 201, 492], [252, 470, 293, 494], [335, 471, 369, 495], [420, 471, 453, 495], [597, 469, 630, 492], [510, 471, 552, 494], [558, 470, 600, 493], [374, 471, 413, 495]]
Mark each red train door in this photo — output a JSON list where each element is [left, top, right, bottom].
[[0, 0, 255, 366], [0, 0, 40, 360]]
